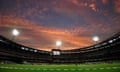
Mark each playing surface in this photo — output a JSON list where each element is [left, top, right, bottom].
[[0, 63, 120, 72]]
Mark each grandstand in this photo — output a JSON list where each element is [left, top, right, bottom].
[[0, 35, 51, 64], [0, 32, 120, 72], [0, 32, 120, 64], [55, 32, 120, 63]]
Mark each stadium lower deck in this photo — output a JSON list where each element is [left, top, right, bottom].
[[0, 63, 120, 72]]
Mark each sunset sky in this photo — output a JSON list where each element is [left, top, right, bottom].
[[0, 0, 120, 51]]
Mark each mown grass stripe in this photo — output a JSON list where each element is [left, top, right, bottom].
[[100, 67, 104, 70], [70, 68, 76, 71], [85, 68, 90, 70], [56, 68, 61, 71], [92, 68, 97, 70], [49, 68, 54, 71], [0, 66, 120, 71], [78, 68, 83, 70]]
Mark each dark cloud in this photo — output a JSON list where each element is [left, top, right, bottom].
[[0, 0, 120, 51]]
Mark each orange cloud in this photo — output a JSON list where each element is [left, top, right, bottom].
[[0, 0, 119, 51], [114, 0, 120, 13], [1, 14, 118, 51], [0, 15, 94, 51], [102, 0, 108, 4], [89, 3, 97, 12]]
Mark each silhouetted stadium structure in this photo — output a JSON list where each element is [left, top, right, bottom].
[[0, 32, 120, 64]]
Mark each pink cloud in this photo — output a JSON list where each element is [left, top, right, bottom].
[[0, 15, 94, 51]]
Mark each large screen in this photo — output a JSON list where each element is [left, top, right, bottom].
[[52, 49, 61, 55]]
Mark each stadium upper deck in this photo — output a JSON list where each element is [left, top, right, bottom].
[[0, 32, 120, 64]]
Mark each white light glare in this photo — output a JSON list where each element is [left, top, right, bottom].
[[34, 50, 37, 52], [109, 40, 113, 43], [56, 41, 62, 46], [12, 29, 19, 36], [53, 51, 60, 55], [21, 47, 25, 50], [92, 36, 99, 42], [25, 48, 28, 50]]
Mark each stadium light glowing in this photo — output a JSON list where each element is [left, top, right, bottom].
[[109, 40, 113, 43], [34, 50, 37, 52], [12, 29, 19, 36], [56, 41, 62, 46], [21, 47, 25, 50], [92, 36, 99, 42]]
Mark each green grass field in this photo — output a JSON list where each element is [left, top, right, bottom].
[[0, 63, 120, 72]]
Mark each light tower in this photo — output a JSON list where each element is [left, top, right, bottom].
[[12, 29, 19, 40], [56, 41, 62, 48], [92, 36, 99, 44]]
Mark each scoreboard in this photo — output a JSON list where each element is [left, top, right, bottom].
[[52, 49, 61, 55]]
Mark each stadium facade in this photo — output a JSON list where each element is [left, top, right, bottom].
[[0, 33, 120, 64]]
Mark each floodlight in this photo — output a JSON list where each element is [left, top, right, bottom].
[[92, 36, 99, 42], [12, 29, 19, 36], [56, 41, 62, 46]]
